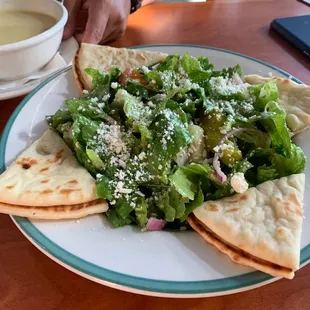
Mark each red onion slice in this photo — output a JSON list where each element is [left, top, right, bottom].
[[146, 217, 166, 231], [213, 153, 226, 183], [119, 67, 132, 85]]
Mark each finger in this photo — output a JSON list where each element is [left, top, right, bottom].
[[82, 0, 112, 44], [82, 0, 89, 10], [75, 32, 84, 44], [63, 0, 83, 40], [100, 25, 126, 45]]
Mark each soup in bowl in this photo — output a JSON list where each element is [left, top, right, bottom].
[[0, 0, 68, 81], [0, 11, 58, 46]]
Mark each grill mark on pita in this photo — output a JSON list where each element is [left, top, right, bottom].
[[48, 149, 64, 164], [207, 204, 218, 212], [227, 194, 247, 204], [41, 180, 50, 184], [6, 185, 15, 189], [39, 167, 49, 172], [41, 189, 54, 195], [67, 180, 78, 184], [17, 157, 38, 166], [187, 214, 293, 273], [288, 193, 301, 208], [275, 195, 303, 217], [17, 157, 38, 169], [60, 189, 81, 195], [226, 208, 239, 212]]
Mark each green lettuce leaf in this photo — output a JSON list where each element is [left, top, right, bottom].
[[125, 80, 157, 98], [96, 175, 114, 200], [257, 165, 278, 183], [86, 148, 104, 169], [154, 187, 186, 222], [66, 98, 106, 119], [48, 108, 72, 128], [146, 108, 193, 180], [180, 52, 212, 84], [249, 81, 278, 111], [144, 70, 163, 90], [106, 209, 134, 227], [135, 197, 148, 227], [198, 56, 214, 71], [273, 144, 306, 177], [169, 164, 214, 200], [156, 54, 180, 72], [259, 101, 291, 157], [180, 185, 204, 222]]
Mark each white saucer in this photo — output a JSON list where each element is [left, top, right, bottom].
[[0, 37, 79, 101]]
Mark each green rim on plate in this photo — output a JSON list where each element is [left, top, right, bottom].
[[0, 45, 309, 295]]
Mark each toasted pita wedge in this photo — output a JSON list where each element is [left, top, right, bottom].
[[73, 44, 168, 93], [245, 75, 310, 135], [0, 129, 98, 207], [0, 199, 108, 220], [188, 173, 305, 279]]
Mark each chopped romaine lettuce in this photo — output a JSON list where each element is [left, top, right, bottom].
[[46, 51, 307, 230]]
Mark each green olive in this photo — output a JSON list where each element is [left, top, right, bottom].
[[219, 142, 242, 166], [201, 111, 226, 151], [201, 111, 242, 166]]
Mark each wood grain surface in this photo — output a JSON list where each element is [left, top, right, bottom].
[[1, 0, 310, 309]]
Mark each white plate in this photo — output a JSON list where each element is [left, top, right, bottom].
[[0, 37, 79, 101], [1, 45, 309, 298]]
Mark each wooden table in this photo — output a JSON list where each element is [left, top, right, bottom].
[[1, 0, 310, 309]]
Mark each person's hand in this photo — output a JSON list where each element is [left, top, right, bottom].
[[63, 0, 131, 44]]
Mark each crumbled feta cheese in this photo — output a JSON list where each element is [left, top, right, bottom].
[[111, 82, 118, 89], [209, 76, 249, 97], [213, 146, 220, 153], [179, 78, 192, 88], [135, 171, 143, 181], [138, 152, 146, 160], [91, 97, 98, 103], [102, 94, 110, 101], [141, 66, 150, 73], [97, 102, 105, 109], [115, 181, 132, 194], [230, 173, 248, 194], [137, 191, 145, 197], [147, 101, 155, 108], [82, 89, 89, 94]]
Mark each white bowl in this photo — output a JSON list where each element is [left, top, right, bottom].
[[0, 0, 68, 81]]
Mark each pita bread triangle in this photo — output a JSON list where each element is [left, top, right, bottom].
[[73, 43, 168, 93], [187, 173, 305, 279], [0, 129, 107, 213], [245, 75, 310, 135]]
